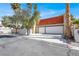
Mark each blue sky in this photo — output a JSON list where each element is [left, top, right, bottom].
[[0, 3, 79, 20]]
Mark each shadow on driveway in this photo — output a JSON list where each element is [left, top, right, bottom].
[[0, 35, 16, 38]]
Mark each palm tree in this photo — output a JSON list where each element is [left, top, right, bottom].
[[11, 3, 20, 10], [10, 3, 40, 35], [32, 4, 40, 33], [23, 3, 32, 35], [10, 3, 22, 34], [65, 3, 72, 39], [22, 3, 40, 35]]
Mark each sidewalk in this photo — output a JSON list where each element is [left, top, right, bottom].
[[69, 42, 79, 50]]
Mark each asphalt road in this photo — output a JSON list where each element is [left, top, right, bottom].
[[0, 35, 79, 56]]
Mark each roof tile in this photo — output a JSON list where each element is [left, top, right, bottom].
[[39, 15, 64, 26]]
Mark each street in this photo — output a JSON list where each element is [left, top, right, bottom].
[[0, 34, 79, 56]]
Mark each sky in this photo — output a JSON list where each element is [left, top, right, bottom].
[[0, 3, 79, 20]]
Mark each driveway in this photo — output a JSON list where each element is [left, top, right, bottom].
[[0, 34, 79, 56]]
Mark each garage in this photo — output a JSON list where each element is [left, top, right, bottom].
[[39, 25, 64, 34], [38, 15, 64, 34]]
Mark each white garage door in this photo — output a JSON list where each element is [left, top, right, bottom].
[[39, 26, 64, 34], [46, 26, 64, 34], [39, 27, 45, 33]]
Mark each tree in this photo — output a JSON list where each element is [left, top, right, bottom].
[[11, 3, 21, 16], [11, 15, 22, 34], [10, 3, 22, 34], [11, 3, 20, 11], [64, 3, 72, 39], [73, 19, 79, 24], [22, 3, 40, 35], [2, 16, 12, 27], [22, 3, 32, 35], [2, 15, 22, 34], [32, 4, 40, 33], [73, 19, 79, 29], [10, 3, 40, 35]]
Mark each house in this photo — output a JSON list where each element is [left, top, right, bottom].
[[0, 21, 11, 34], [34, 4, 72, 39], [37, 15, 65, 35]]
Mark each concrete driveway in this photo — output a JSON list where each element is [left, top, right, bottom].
[[0, 34, 79, 56]]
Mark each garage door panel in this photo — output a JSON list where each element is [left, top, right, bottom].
[[39, 27, 45, 33], [46, 26, 63, 34]]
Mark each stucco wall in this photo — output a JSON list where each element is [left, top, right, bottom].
[[74, 29, 79, 42]]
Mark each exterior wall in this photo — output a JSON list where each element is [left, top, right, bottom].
[[0, 27, 11, 34], [72, 25, 79, 42], [18, 28, 32, 35], [74, 29, 79, 42], [71, 25, 74, 36], [39, 24, 64, 34]]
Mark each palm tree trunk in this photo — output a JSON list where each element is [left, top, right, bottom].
[[65, 3, 72, 39], [32, 22, 36, 34]]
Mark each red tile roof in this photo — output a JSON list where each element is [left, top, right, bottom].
[[39, 15, 64, 26]]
